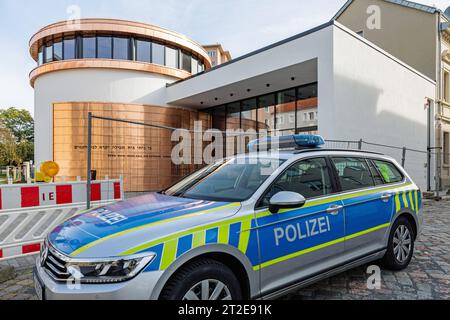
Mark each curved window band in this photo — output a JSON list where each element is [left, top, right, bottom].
[[38, 35, 206, 75]]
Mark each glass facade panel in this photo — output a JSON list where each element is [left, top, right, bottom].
[[207, 83, 318, 154], [181, 51, 192, 72], [82, 37, 96, 58], [136, 39, 151, 63], [191, 56, 199, 75], [296, 84, 318, 133], [276, 89, 296, 136], [38, 46, 44, 65], [165, 46, 179, 69], [226, 102, 241, 156], [63, 37, 76, 60], [53, 40, 63, 61], [152, 42, 165, 65], [97, 36, 112, 59], [113, 37, 129, 60], [45, 42, 53, 63], [258, 94, 276, 134], [241, 98, 257, 131]]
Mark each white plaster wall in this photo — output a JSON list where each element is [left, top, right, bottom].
[[330, 23, 436, 189], [34, 68, 177, 165]]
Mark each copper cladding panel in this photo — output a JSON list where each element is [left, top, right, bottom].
[[53, 102, 211, 192]]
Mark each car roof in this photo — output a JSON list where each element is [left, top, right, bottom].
[[236, 148, 391, 161]]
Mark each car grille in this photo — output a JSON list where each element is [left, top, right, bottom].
[[43, 245, 71, 281]]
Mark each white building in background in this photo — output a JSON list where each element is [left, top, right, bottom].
[[29, 19, 435, 191]]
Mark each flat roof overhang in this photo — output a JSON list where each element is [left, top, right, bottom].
[[166, 59, 318, 109], [165, 21, 334, 110]]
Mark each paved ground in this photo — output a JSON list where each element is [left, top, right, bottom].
[[1, 200, 449, 300]]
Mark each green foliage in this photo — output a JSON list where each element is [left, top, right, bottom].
[[0, 107, 34, 142], [0, 108, 34, 166]]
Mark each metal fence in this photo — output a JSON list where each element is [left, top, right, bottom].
[[85, 113, 446, 202]]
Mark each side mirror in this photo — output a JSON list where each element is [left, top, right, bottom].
[[269, 191, 306, 214]]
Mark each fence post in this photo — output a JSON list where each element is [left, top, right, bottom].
[[358, 139, 363, 150], [87, 112, 92, 210], [401, 147, 407, 168]]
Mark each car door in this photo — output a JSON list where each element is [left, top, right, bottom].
[[254, 157, 346, 295], [330, 157, 395, 257]]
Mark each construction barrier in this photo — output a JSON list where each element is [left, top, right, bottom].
[[0, 179, 123, 261]]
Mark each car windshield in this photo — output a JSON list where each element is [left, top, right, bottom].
[[163, 158, 285, 202]]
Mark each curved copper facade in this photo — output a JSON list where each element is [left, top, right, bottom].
[[53, 102, 211, 192], [29, 59, 192, 87], [29, 19, 211, 67]]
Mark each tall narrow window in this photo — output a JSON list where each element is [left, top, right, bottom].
[[82, 37, 96, 58], [97, 36, 112, 59], [152, 42, 165, 65], [444, 71, 450, 102], [191, 56, 199, 74], [136, 39, 151, 63], [445, 132, 450, 165], [181, 51, 192, 72], [53, 39, 63, 61], [113, 37, 129, 60], [277, 89, 296, 136], [165, 46, 179, 69], [38, 45, 44, 65], [63, 37, 76, 60], [45, 42, 53, 63], [259, 94, 276, 135]]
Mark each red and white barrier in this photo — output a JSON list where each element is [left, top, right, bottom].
[[0, 180, 123, 210], [0, 179, 123, 261], [0, 241, 42, 260]]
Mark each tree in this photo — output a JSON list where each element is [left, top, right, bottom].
[[0, 108, 34, 142], [0, 108, 34, 165], [0, 122, 20, 166]]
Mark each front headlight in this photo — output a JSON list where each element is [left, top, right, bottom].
[[65, 253, 155, 284]]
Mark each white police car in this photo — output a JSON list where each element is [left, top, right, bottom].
[[34, 135, 423, 300]]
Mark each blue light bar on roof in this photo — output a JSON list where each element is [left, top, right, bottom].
[[248, 134, 325, 152]]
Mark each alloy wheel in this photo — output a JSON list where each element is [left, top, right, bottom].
[[183, 279, 232, 300], [393, 225, 412, 263]]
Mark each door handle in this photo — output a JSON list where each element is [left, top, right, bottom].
[[326, 205, 343, 215], [381, 193, 392, 202]]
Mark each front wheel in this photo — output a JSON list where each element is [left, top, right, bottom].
[[381, 217, 415, 271], [160, 258, 242, 300]]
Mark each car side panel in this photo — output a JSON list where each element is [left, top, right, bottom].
[[255, 199, 346, 296], [343, 189, 394, 254]]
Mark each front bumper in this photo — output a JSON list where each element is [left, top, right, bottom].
[[33, 258, 164, 300]]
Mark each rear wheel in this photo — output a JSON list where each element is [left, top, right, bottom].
[[381, 217, 415, 270], [160, 258, 242, 301]]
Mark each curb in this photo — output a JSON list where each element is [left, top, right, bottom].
[[0, 265, 16, 284]]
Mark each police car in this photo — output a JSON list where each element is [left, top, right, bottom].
[[34, 135, 423, 300]]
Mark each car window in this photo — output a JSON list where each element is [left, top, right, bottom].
[[260, 158, 332, 207], [367, 159, 384, 186], [332, 157, 375, 192], [373, 160, 404, 184], [163, 158, 284, 202]]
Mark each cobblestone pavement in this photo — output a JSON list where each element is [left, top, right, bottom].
[[1, 200, 449, 300]]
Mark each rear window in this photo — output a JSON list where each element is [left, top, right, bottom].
[[373, 160, 404, 184], [332, 157, 374, 192]]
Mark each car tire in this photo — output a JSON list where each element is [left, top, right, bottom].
[[159, 258, 243, 301], [381, 216, 415, 271]]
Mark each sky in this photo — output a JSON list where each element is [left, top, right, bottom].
[[1, 0, 450, 115]]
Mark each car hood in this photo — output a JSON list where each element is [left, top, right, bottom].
[[48, 193, 241, 258]]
